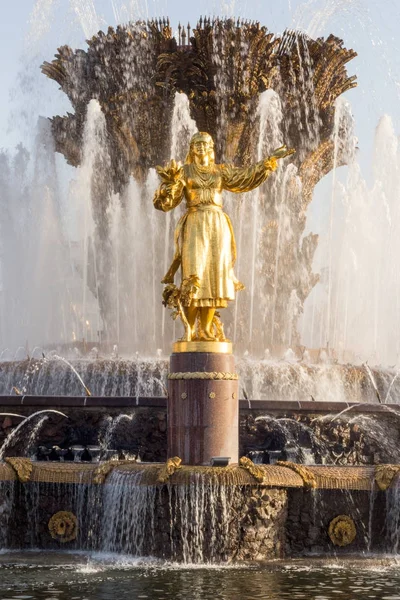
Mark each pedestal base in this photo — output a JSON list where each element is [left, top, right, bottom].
[[167, 351, 239, 465], [172, 341, 232, 354]]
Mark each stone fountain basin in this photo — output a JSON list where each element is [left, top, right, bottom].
[[0, 460, 396, 560]]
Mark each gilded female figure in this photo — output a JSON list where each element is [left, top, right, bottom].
[[154, 132, 293, 342]]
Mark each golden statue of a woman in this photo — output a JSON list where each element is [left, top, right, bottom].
[[154, 132, 294, 344]]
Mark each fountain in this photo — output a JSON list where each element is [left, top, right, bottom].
[[36, 18, 356, 352], [2, 12, 400, 578]]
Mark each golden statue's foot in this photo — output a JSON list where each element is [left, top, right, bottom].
[[199, 330, 218, 342], [179, 328, 195, 342]]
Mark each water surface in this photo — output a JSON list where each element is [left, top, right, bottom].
[[1, 553, 400, 599]]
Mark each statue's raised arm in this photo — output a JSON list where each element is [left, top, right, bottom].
[[221, 144, 294, 194], [154, 132, 294, 344]]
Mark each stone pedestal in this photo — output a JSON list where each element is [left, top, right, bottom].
[[167, 350, 239, 465]]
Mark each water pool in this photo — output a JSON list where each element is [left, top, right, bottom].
[[1, 553, 400, 599]]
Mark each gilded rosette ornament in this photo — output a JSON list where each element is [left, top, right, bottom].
[[48, 511, 78, 543], [328, 515, 356, 547], [154, 132, 294, 346]]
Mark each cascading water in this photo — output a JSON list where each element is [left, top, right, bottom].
[[101, 470, 159, 556], [75, 99, 111, 342], [233, 90, 286, 347], [2, 353, 400, 403], [0, 90, 198, 354], [0, 356, 399, 402], [0, 102, 108, 351], [0, 119, 75, 350], [302, 109, 400, 366], [166, 472, 243, 563], [0, 481, 15, 548], [385, 478, 400, 553], [7, 466, 247, 563]]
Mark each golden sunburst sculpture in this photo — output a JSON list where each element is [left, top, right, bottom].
[[48, 511, 78, 543], [328, 515, 356, 547]]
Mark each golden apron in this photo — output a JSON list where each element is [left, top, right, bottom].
[[174, 204, 237, 308]]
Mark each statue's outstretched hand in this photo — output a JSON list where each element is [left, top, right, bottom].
[[156, 159, 184, 184], [270, 145, 295, 160]]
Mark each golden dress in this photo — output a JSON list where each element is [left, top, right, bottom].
[[154, 159, 277, 308]]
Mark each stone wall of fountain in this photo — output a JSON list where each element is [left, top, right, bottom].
[[1, 473, 288, 561], [286, 488, 388, 555], [0, 400, 399, 467]]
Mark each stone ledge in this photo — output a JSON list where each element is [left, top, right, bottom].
[[0, 461, 386, 490], [0, 395, 394, 414]]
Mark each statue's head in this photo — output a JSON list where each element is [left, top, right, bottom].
[[186, 132, 215, 164]]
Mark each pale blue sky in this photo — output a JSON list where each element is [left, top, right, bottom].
[[1, 0, 400, 170]]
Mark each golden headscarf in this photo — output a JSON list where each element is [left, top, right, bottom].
[[185, 132, 215, 164]]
